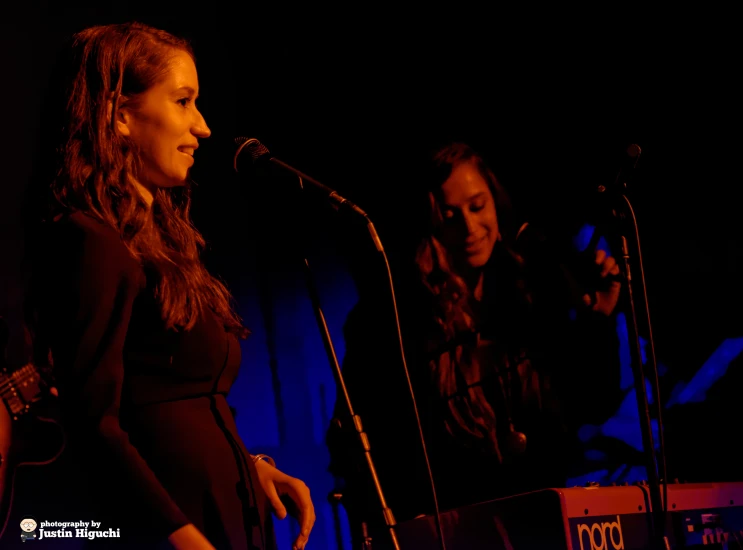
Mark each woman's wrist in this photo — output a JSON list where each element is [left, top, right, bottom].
[[250, 454, 276, 468]]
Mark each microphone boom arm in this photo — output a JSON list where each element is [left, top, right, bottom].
[[234, 137, 369, 217]]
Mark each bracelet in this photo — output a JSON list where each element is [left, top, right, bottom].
[[251, 454, 276, 468]]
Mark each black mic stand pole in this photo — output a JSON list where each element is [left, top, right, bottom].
[[234, 138, 446, 550], [597, 151, 669, 550], [286, 175, 402, 550]]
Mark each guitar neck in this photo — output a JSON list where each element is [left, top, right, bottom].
[[1, 364, 45, 417]]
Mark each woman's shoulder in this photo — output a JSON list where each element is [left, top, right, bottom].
[[45, 211, 143, 279]]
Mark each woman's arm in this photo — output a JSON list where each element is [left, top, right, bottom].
[[40, 216, 197, 542]]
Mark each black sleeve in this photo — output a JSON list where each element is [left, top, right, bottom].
[[517, 222, 623, 425], [43, 217, 189, 537]]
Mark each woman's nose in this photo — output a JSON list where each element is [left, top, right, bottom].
[[193, 110, 211, 138], [462, 212, 478, 235]]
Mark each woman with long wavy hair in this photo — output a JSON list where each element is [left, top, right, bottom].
[[327, 141, 623, 544], [24, 21, 314, 549]]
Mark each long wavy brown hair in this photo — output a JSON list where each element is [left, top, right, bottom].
[[414, 142, 525, 341], [28, 21, 246, 337]]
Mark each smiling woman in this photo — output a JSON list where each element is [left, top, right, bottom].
[[327, 141, 624, 547], [22, 21, 315, 550], [436, 159, 501, 294], [115, 50, 209, 203]]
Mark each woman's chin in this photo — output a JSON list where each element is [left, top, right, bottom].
[[464, 253, 489, 270]]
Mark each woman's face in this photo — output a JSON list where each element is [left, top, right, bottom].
[[437, 160, 499, 270], [118, 50, 211, 189]]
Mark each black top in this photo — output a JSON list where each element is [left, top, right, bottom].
[[28, 211, 276, 549]]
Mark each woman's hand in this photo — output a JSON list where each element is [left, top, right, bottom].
[[582, 248, 622, 316], [254, 458, 316, 550], [167, 524, 216, 549]]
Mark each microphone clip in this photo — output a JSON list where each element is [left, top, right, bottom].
[[598, 143, 642, 195]]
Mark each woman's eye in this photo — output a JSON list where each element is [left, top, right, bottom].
[[177, 98, 190, 107]]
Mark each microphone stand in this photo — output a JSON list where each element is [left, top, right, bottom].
[[596, 149, 670, 550], [234, 138, 446, 550], [287, 174, 402, 550]]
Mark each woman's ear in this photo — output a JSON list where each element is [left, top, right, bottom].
[[107, 94, 131, 136]]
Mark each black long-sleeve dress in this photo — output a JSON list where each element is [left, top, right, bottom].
[[28, 211, 276, 549]]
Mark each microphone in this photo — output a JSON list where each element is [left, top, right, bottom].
[[233, 137, 369, 217], [598, 143, 642, 194]]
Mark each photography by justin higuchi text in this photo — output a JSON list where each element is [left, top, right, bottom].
[[20, 517, 121, 541]]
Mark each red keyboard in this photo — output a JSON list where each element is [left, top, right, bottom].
[[374, 482, 743, 549]]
